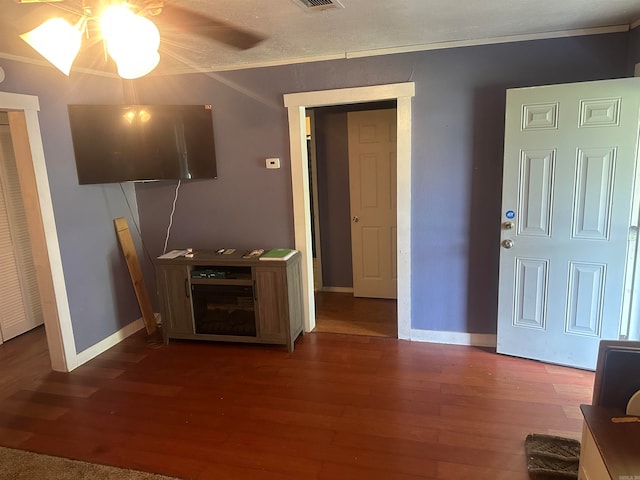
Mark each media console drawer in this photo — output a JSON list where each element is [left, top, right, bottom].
[[156, 250, 304, 351]]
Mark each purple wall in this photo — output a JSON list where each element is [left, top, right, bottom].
[[629, 26, 640, 72], [135, 33, 630, 335], [0, 61, 148, 352], [0, 30, 633, 355], [313, 107, 352, 288], [133, 70, 294, 254]]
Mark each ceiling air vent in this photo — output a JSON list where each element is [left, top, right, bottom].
[[294, 0, 345, 11]]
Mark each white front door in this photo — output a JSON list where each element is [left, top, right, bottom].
[[497, 78, 640, 370], [347, 109, 397, 299]]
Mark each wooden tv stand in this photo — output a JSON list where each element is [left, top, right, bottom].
[[156, 249, 304, 351], [578, 404, 640, 479]]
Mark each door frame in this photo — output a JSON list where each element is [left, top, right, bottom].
[[305, 106, 397, 297], [306, 110, 325, 291], [284, 82, 415, 338], [0, 91, 74, 371]]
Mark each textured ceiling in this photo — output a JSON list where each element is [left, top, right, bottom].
[[1, 0, 640, 76]]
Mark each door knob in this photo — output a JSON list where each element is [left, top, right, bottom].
[[353, 216, 359, 223], [502, 239, 514, 249]]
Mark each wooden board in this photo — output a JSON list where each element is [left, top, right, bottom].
[[113, 217, 156, 334]]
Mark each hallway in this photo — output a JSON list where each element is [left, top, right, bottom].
[[313, 291, 397, 338]]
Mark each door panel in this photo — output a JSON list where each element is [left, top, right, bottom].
[[498, 78, 640, 369], [518, 149, 554, 236], [254, 266, 286, 342], [565, 262, 604, 336], [513, 257, 548, 330], [157, 265, 193, 335], [348, 109, 397, 299], [573, 148, 614, 239]]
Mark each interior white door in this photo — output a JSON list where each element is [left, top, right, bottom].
[[497, 78, 640, 370], [347, 109, 397, 299]]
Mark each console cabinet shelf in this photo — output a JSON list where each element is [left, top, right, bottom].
[[190, 278, 253, 286], [156, 250, 304, 351]]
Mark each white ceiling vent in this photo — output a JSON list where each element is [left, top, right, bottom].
[[293, 0, 345, 11]]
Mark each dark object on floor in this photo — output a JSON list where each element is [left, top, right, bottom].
[[525, 433, 581, 480]]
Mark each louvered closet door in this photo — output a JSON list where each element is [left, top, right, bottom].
[[0, 124, 43, 342]]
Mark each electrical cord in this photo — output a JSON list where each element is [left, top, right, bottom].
[[163, 179, 181, 254]]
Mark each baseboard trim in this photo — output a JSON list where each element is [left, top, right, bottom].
[[410, 329, 497, 347], [73, 318, 145, 368], [321, 287, 354, 293], [71, 319, 496, 368]]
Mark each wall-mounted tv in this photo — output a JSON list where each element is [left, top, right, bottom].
[[68, 104, 218, 185]]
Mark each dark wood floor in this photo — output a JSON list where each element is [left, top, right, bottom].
[[0, 323, 594, 479], [314, 291, 397, 338]]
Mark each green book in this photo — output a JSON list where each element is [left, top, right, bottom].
[[259, 248, 297, 261]]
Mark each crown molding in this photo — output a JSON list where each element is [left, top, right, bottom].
[[0, 23, 634, 77]]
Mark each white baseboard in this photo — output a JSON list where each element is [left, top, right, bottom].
[[73, 317, 146, 368], [321, 286, 354, 293], [410, 329, 497, 347]]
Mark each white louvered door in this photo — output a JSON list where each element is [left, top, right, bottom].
[[0, 123, 43, 342], [497, 78, 640, 370]]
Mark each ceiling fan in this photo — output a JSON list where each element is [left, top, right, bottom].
[[15, 0, 266, 77]]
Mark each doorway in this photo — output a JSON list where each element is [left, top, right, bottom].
[[284, 82, 415, 339], [308, 103, 398, 337], [0, 92, 74, 372], [314, 291, 398, 337]]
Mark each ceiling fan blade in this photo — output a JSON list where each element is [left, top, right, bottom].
[[154, 4, 265, 50], [12, 1, 82, 29]]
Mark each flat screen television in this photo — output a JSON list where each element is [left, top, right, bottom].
[[68, 104, 218, 184]]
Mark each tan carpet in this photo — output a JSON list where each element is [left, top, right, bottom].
[[0, 446, 181, 480]]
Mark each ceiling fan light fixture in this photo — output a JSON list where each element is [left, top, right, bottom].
[[100, 5, 161, 76], [19, 17, 84, 75], [115, 50, 160, 79]]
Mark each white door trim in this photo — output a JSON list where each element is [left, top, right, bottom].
[[0, 91, 75, 371], [284, 82, 414, 339], [306, 110, 324, 291]]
